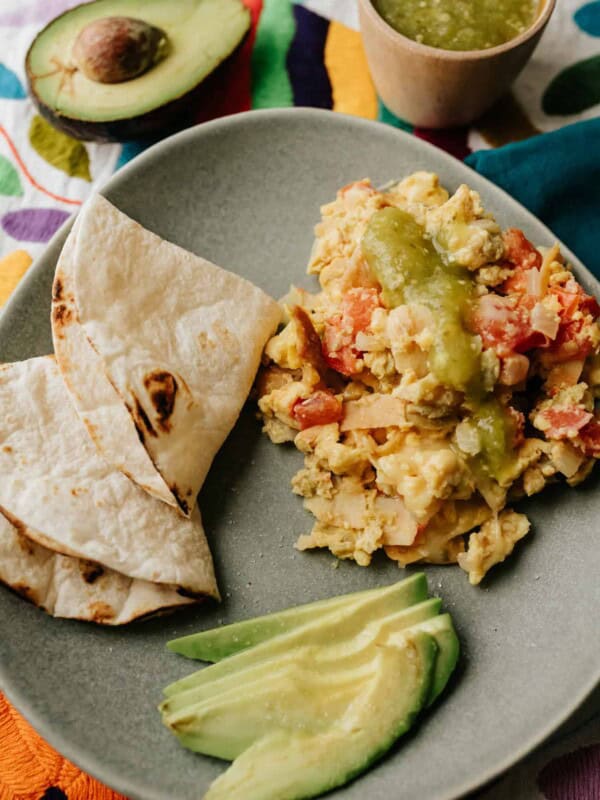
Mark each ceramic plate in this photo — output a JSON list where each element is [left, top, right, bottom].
[[1, 109, 598, 800]]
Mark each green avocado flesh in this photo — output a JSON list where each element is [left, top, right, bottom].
[[160, 576, 459, 800], [203, 634, 438, 800], [26, 0, 250, 123], [163, 573, 427, 696], [167, 572, 427, 661], [362, 207, 517, 482], [373, 0, 538, 51], [160, 598, 442, 717]]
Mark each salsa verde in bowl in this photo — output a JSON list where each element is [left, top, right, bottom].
[[372, 0, 541, 52], [358, 0, 555, 127]]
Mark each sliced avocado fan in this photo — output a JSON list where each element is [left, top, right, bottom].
[[167, 571, 428, 662], [203, 633, 438, 800], [160, 598, 441, 718], [26, 0, 250, 141], [163, 574, 429, 697], [159, 575, 460, 800]]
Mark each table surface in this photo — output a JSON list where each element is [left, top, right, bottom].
[[0, 1, 598, 798]]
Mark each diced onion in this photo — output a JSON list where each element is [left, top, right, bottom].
[[455, 420, 481, 455], [341, 394, 407, 431], [531, 301, 559, 339], [550, 442, 584, 478], [525, 268, 542, 298], [355, 332, 382, 352], [376, 495, 418, 546], [499, 353, 530, 386], [305, 492, 367, 529]]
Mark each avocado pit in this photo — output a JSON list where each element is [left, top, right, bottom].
[[72, 16, 168, 84]]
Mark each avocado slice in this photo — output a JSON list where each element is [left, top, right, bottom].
[[165, 660, 378, 760], [162, 575, 429, 697], [167, 572, 428, 662], [201, 632, 438, 800], [160, 598, 442, 717], [400, 614, 460, 706], [25, 0, 250, 142]]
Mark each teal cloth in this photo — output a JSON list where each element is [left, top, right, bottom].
[[466, 118, 600, 276]]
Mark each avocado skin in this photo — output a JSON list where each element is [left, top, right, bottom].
[[29, 79, 198, 143], [25, 0, 250, 143]]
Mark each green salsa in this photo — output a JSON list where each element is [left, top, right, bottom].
[[361, 207, 517, 480], [372, 0, 538, 51]]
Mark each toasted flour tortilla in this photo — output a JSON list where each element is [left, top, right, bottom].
[[52, 195, 281, 515], [0, 512, 194, 624], [0, 357, 218, 598]]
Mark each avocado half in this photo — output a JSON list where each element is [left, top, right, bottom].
[[25, 0, 251, 142]]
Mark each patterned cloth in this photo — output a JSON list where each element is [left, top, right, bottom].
[[0, 0, 599, 798]]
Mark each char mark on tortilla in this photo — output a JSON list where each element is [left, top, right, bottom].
[[10, 581, 39, 604], [143, 370, 178, 433], [169, 485, 190, 516], [52, 302, 73, 329], [52, 276, 64, 302], [81, 562, 104, 584], [15, 533, 35, 556], [128, 395, 158, 441], [89, 601, 115, 623]]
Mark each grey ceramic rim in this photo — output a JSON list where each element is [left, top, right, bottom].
[[1, 109, 598, 800]]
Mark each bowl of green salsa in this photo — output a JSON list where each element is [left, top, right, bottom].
[[358, 0, 554, 127]]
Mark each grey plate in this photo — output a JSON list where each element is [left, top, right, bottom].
[[0, 109, 599, 800]]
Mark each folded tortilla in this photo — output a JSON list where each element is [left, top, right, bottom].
[[0, 357, 218, 599], [0, 512, 195, 624], [52, 195, 281, 515]]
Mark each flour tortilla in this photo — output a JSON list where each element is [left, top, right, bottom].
[[52, 195, 282, 515], [0, 512, 195, 625], [0, 357, 218, 598]]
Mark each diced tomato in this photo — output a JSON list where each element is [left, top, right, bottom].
[[581, 293, 600, 318], [323, 340, 360, 377], [538, 406, 593, 439], [343, 288, 381, 332], [470, 294, 548, 357], [552, 283, 600, 321], [503, 229, 542, 271], [292, 391, 343, 430], [547, 318, 594, 363], [501, 269, 530, 295], [500, 230, 542, 296], [578, 418, 600, 457], [322, 288, 381, 376]]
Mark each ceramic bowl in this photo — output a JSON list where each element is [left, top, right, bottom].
[[358, 0, 556, 128]]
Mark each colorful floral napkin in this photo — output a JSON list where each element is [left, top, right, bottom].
[[1, 0, 599, 798]]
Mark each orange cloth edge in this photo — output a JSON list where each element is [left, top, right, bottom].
[[0, 693, 127, 800]]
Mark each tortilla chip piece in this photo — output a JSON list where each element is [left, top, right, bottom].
[[0, 512, 195, 624], [52, 196, 281, 514], [0, 357, 218, 599]]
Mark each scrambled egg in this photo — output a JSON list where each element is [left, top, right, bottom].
[[257, 173, 600, 585]]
